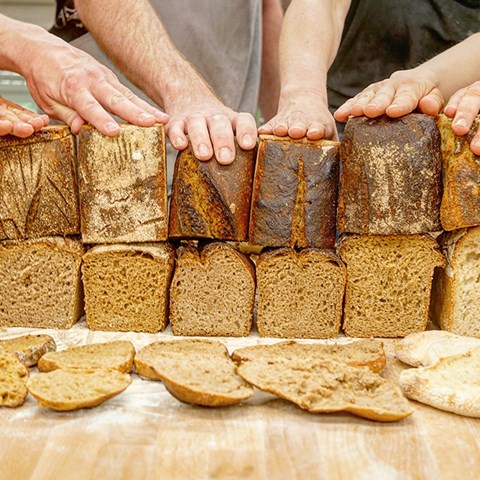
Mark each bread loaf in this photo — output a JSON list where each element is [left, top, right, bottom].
[[0, 349, 29, 407], [169, 143, 256, 241], [249, 135, 339, 248], [256, 248, 346, 338], [82, 243, 175, 333], [78, 124, 168, 243], [0, 125, 79, 240], [338, 114, 442, 234], [431, 227, 480, 337], [0, 334, 56, 367], [436, 114, 480, 231], [339, 234, 445, 337], [0, 237, 84, 328], [169, 242, 255, 336]]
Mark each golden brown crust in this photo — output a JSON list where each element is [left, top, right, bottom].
[[0, 334, 57, 367]]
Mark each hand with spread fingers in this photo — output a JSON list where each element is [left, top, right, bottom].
[[0, 97, 49, 138]]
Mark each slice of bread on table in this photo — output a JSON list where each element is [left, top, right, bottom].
[[0, 334, 56, 367], [27, 368, 131, 411], [0, 349, 29, 407], [135, 339, 254, 407]]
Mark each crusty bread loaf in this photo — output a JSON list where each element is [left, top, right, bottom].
[[436, 114, 480, 231], [338, 114, 442, 234], [27, 368, 132, 411], [395, 330, 480, 367], [78, 124, 168, 243], [0, 237, 84, 328], [135, 339, 254, 407], [0, 125, 79, 240], [237, 358, 413, 422], [399, 346, 480, 417], [0, 349, 29, 407], [0, 334, 56, 367], [232, 338, 386, 373], [431, 228, 480, 337], [82, 243, 175, 333], [169, 143, 256, 241], [249, 135, 339, 248], [255, 248, 346, 338], [170, 242, 255, 336], [37, 341, 135, 373], [339, 234, 445, 337]]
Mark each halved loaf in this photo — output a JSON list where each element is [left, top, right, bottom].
[[0, 350, 29, 407], [395, 331, 480, 367], [27, 368, 131, 411], [169, 242, 255, 336], [135, 339, 254, 407], [237, 358, 412, 422], [256, 248, 346, 338], [399, 346, 480, 417], [37, 341, 135, 373], [232, 338, 386, 373], [0, 334, 56, 366], [82, 243, 175, 333]]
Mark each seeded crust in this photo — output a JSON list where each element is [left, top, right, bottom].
[[0, 350, 29, 407], [37, 341, 135, 373], [0, 334, 56, 367], [135, 339, 254, 407], [27, 368, 132, 411]]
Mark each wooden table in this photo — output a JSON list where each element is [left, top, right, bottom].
[[1, 323, 479, 480]]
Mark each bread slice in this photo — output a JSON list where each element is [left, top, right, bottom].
[[256, 248, 346, 338], [232, 338, 386, 373], [237, 358, 412, 422], [37, 341, 135, 373], [0, 237, 84, 328], [339, 234, 445, 337], [399, 346, 480, 417], [27, 368, 131, 411], [169, 242, 255, 336], [431, 228, 480, 337], [135, 339, 254, 407], [0, 349, 29, 407], [0, 334, 56, 366], [78, 124, 168, 243], [82, 243, 175, 333], [395, 330, 480, 367]]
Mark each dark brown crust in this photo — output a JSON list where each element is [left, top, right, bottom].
[[169, 144, 256, 241], [249, 135, 339, 248], [337, 114, 442, 234]]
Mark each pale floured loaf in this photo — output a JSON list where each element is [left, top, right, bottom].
[[237, 358, 413, 422], [78, 124, 168, 243], [339, 234, 445, 337], [37, 341, 135, 373], [256, 248, 346, 338], [399, 346, 480, 417], [169, 242, 255, 337], [135, 339, 254, 407], [27, 368, 132, 411], [82, 243, 175, 333], [0, 334, 56, 367], [395, 330, 480, 367], [0, 237, 84, 328], [232, 338, 386, 373], [0, 349, 29, 407]]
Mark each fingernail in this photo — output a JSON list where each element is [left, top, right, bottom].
[[389, 103, 399, 109], [174, 137, 184, 148], [154, 109, 167, 118], [197, 143, 210, 157], [242, 134, 254, 148], [454, 118, 468, 129], [139, 113, 154, 121], [106, 122, 120, 133], [219, 147, 233, 162]]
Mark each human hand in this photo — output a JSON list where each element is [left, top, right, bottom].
[[0, 97, 49, 137], [334, 70, 445, 122], [444, 81, 480, 155], [258, 89, 338, 140]]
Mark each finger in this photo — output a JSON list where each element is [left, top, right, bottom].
[[450, 83, 480, 136], [0, 120, 13, 136], [0, 108, 34, 137], [471, 129, 480, 156], [166, 119, 188, 150], [417, 88, 444, 116], [232, 112, 257, 150], [363, 84, 396, 118], [258, 122, 273, 135], [443, 88, 466, 118], [349, 89, 376, 116], [271, 119, 289, 137], [334, 98, 357, 121], [47, 101, 86, 134], [283, 111, 308, 139], [305, 122, 325, 140], [206, 113, 235, 164], [385, 86, 421, 118], [186, 114, 213, 161]]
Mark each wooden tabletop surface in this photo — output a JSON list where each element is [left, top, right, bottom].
[[1, 323, 479, 480]]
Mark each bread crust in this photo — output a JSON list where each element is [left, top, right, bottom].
[[0, 334, 56, 367]]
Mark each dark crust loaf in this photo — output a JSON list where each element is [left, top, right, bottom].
[[249, 135, 339, 248], [0, 125, 79, 240], [437, 114, 480, 231], [78, 124, 168, 244], [338, 114, 442, 234], [169, 144, 256, 241]]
